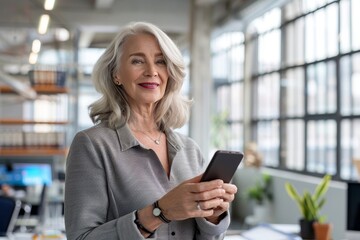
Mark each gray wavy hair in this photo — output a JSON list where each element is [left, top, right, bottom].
[[89, 21, 192, 129]]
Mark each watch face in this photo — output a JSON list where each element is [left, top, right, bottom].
[[153, 207, 161, 217]]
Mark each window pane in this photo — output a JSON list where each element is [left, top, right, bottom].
[[341, 53, 360, 115], [230, 82, 243, 121], [307, 64, 317, 113], [258, 30, 281, 73], [326, 3, 338, 57], [352, 54, 360, 114], [216, 86, 230, 113], [340, 56, 352, 115], [307, 61, 337, 114], [284, 0, 303, 21], [212, 53, 228, 80], [229, 123, 243, 151], [210, 110, 230, 150], [303, 0, 319, 12], [295, 18, 305, 65], [212, 32, 244, 83], [305, 14, 315, 63], [255, 8, 281, 33], [316, 62, 327, 113], [307, 120, 337, 174], [341, 119, 360, 180], [79, 48, 105, 75], [327, 61, 337, 113], [256, 73, 280, 118], [315, 9, 326, 60], [340, 0, 351, 53], [282, 120, 305, 170], [229, 45, 244, 81], [352, 0, 360, 50], [282, 68, 305, 117], [256, 120, 279, 167]]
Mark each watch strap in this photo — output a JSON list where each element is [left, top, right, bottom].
[[134, 211, 155, 236], [154, 201, 171, 223]]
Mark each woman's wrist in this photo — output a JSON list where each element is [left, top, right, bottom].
[[136, 205, 163, 236], [134, 210, 155, 236], [205, 216, 221, 224], [205, 211, 227, 224]]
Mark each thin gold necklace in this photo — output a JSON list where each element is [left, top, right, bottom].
[[137, 130, 162, 145]]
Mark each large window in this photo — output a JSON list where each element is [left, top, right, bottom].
[[211, 32, 245, 151], [212, 0, 360, 181], [249, 8, 282, 167]]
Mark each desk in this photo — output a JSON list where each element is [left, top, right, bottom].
[[225, 224, 302, 240], [0, 231, 65, 240], [9, 215, 65, 240]]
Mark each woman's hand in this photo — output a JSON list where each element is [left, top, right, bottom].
[[158, 174, 237, 223], [204, 183, 238, 224]]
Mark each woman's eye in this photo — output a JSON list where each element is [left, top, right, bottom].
[[131, 59, 144, 64], [157, 59, 167, 65]]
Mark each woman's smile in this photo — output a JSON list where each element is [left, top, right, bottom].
[[138, 82, 160, 89]]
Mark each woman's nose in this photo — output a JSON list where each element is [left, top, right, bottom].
[[144, 62, 158, 77]]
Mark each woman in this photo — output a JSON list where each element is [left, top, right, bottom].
[[64, 21, 237, 240]]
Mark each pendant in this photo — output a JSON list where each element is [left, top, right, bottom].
[[155, 140, 160, 145]]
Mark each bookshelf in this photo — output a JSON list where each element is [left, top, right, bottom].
[[0, 70, 71, 159]]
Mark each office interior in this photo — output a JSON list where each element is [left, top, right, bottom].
[[0, 0, 360, 239]]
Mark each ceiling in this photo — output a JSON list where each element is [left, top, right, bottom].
[[0, 0, 193, 66], [0, 0, 265, 72], [0, 0, 266, 97]]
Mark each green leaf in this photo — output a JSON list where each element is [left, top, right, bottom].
[[317, 198, 326, 210], [284, 175, 331, 221], [285, 183, 304, 215], [285, 183, 301, 202], [304, 191, 317, 220], [313, 175, 331, 201]]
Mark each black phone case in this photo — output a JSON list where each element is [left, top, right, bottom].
[[200, 150, 243, 183]]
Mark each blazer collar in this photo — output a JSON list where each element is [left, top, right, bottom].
[[115, 124, 184, 152]]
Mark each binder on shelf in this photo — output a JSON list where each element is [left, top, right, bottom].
[[28, 69, 67, 87]]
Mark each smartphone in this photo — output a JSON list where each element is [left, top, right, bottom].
[[200, 150, 243, 183]]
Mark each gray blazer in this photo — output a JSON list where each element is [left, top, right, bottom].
[[64, 122, 230, 240]]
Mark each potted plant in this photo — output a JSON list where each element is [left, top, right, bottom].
[[247, 173, 273, 222], [285, 174, 331, 239], [313, 219, 332, 240]]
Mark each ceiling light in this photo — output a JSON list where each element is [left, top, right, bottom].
[[44, 0, 56, 10], [32, 39, 41, 53], [38, 14, 50, 34], [55, 28, 70, 41], [29, 52, 38, 64]]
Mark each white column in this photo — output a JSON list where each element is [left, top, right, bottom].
[[189, 1, 213, 158]]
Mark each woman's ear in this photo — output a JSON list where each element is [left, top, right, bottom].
[[113, 75, 121, 86]]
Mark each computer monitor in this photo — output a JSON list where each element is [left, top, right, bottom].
[[346, 182, 360, 240], [0, 163, 52, 187]]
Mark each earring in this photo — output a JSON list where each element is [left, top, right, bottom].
[[115, 80, 120, 85]]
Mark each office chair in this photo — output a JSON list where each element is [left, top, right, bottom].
[[0, 196, 21, 237]]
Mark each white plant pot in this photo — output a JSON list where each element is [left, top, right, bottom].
[[254, 203, 271, 222]]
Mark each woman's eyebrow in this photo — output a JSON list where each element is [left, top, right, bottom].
[[128, 52, 164, 57]]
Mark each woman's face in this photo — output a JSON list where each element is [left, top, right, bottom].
[[114, 33, 169, 108]]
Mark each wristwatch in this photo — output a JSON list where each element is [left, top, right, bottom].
[[153, 201, 171, 223]]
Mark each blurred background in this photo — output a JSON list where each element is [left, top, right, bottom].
[[0, 0, 360, 239]]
